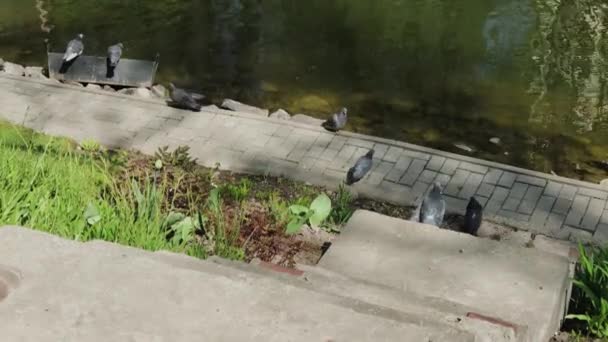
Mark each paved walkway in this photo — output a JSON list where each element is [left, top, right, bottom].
[[1, 73, 607, 244]]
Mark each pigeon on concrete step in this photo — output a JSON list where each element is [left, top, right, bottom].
[[419, 182, 446, 227], [168, 83, 203, 111], [106, 43, 123, 78], [322, 107, 348, 132], [463, 197, 483, 236]]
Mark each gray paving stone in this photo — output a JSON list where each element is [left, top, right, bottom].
[[383, 146, 404, 163], [581, 198, 605, 232], [458, 161, 488, 174], [412, 181, 431, 200], [559, 185, 578, 201], [298, 157, 317, 171], [516, 175, 547, 187], [497, 210, 530, 223], [439, 159, 459, 175], [366, 161, 394, 186], [458, 173, 483, 199], [565, 195, 591, 227], [399, 159, 427, 186], [329, 145, 358, 171], [545, 213, 566, 232], [544, 181, 563, 197], [395, 155, 413, 170], [578, 187, 608, 200], [319, 147, 339, 162], [418, 170, 437, 184], [426, 155, 446, 171], [530, 196, 556, 229], [384, 166, 406, 184], [518, 186, 543, 215], [483, 168, 503, 185], [443, 195, 468, 214], [402, 150, 431, 161], [327, 136, 348, 151], [273, 126, 293, 138], [502, 198, 520, 211], [306, 146, 325, 159], [552, 198, 573, 215], [498, 171, 516, 188], [372, 143, 389, 160], [286, 142, 309, 162], [444, 169, 470, 197], [601, 210, 608, 224], [485, 187, 509, 215], [475, 196, 488, 207], [476, 183, 495, 198], [346, 138, 375, 149], [314, 134, 333, 149], [594, 224, 608, 243], [510, 183, 528, 200]]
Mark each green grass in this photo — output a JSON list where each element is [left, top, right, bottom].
[[0, 123, 204, 257], [566, 244, 608, 338]]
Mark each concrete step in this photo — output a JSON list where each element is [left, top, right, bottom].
[[318, 210, 574, 342], [0, 226, 474, 342]]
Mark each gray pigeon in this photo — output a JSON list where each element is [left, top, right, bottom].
[[323, 107, 348, 132], [463, 197, 483, 236], [62, 34, 84, 62], [346, 149, 374, 185], [168, 83, 203, 111], [107, 43, 123, 68], [419, 182, 446, 227]]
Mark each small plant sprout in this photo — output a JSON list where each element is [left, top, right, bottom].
[[286, 193, 332, 235]]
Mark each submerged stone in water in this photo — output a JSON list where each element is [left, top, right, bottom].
[[454, 143, 474, 153], [221, 99, 269, 116], [489, 137, 501, 145]]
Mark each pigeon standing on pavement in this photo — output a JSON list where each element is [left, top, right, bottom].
[[419, 182, 446, 227], [168, 83, 203, 111], [322, 107, 348, 132], [346, 149, 374, 185], [463, 197, 483, 236]]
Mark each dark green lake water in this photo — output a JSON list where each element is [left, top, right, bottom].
[[2, 0, 608, 181]]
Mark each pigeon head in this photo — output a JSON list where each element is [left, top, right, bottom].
[[77, 33, 84, 40], [431, 182, 443, 195], [117, 43, 124, 49], [365, 149, 375, 159], [339, 107, 348, 116]]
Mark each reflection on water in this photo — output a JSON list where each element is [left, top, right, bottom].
[[0, 0, 607, 181]]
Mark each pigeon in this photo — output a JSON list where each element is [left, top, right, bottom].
[[419, 182, 446, 227], [106, 43, 123, 78], [62, 34, 84, 63], [346, 149, 374, 185], [168, 83, 203, 111], [322, 107, 348, 132], [463, 197, 483, 236], [107, 43, 123, 68]]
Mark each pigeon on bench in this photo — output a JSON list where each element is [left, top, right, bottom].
[[60, 33, 84, 73], [106, 43, 123, 78]]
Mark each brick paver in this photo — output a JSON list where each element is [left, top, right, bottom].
[[1, 74, 608, 244]]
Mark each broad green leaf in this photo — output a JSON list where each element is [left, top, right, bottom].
[[286, 217, 306, 235], [171, 217, 195, 244], [163, 212, 186, 230], [565, 314, 591, 322], [289, 205, 309, 216], [84, 202, 101, 226], [309, 193, 331, 226]]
